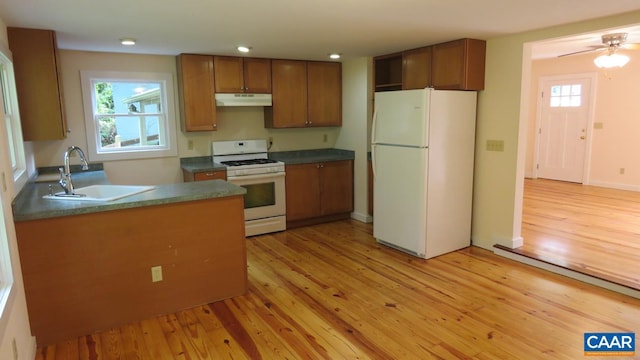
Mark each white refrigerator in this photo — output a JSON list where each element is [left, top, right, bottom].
[[372, 88, 477, 259]]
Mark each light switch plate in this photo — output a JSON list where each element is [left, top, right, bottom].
[[151, 266, 163, 282], [486, 139, 504, 152]]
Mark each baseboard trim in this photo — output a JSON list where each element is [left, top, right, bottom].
[[493, 236, 523, 249], [493, 245, 640, 299], [351, 211, 373, 223], [587, 181, 640, 192]]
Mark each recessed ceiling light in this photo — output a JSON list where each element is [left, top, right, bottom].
[[237, 46, 251, 53], [329, 53, 341, 60], [120, 38, 136, 46]]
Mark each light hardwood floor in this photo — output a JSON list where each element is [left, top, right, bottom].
[[518, 178, 640, 290], [35, 219, 640, 359]]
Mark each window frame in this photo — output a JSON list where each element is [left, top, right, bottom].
[[0, 43, 27, 193], [0, 43, 20, 341], [80, 70, 178, 161]]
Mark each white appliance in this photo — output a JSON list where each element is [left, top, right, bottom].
[[212, 139, 286, 237], [371, 88, 477, 259]]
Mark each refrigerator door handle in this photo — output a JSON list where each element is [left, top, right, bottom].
[[371, 145, 376, 179], [371, 108, 378, 145]]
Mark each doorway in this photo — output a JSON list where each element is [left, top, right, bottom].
[[534, 74, 596, 183]]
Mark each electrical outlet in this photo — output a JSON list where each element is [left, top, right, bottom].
[[620, 168, 625, 175], [267, 136, 273, 146], [187, 140, 194, 150], [151, 266, 163, 282], [323, 134, 328, 143], [486, 139, 504, 152]]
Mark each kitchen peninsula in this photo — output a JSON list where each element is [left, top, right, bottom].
[[12, 170, 247, 345]]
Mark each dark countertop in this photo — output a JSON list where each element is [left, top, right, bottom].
[[180, 148, 355, 173], [268, 148, 355, 165], [180, 156, 227, 173], [12, 170, 245, 222]]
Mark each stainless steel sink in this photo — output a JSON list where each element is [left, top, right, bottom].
[[43, 184, 155, 202]]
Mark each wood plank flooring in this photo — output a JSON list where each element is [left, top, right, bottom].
[[518, 178, 640, 290], [36, 220, 640, 359]]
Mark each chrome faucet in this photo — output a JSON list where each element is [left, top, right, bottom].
[[58, 146, 89, 195]]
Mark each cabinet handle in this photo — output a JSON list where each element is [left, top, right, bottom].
[[213, 123, 217, 128]]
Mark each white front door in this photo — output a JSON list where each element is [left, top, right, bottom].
[[537, 75, 594, 183]]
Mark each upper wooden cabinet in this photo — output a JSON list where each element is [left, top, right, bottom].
[[374, 38, 486, 91], [265, 59, 308, 128], [266, 60, 341, 128], [374, 53, 403, 92], [8, 27, 67, 141], [432, 38, 486, 91], [213, 56, 271, 93], [402, 46, 432, 90], [176, 54, 217, 132], [307, 61, 342, 127]]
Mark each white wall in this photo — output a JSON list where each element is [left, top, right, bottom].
[[0, 17, 37, 360], [472, 10, 640, 250], [33, 50, 343, 185], [335, 57, 372, 223], [526, 51, 640, 190]]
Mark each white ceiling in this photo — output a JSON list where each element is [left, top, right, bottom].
[[1, 0, 639, 61]]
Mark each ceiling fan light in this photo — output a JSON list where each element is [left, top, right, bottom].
[[594, 53, 630, 68]]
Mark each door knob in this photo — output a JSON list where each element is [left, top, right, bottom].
[[580, 135, 585, 140]]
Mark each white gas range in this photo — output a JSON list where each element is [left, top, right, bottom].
[[212, 139, 286, 237]]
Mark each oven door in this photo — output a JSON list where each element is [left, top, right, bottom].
[[226, 172, 286, 221]]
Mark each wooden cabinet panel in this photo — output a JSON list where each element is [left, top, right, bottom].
[[432, 38, 486, 91], [403, 46, 432, 90], [285, 160, 353, 226], [243, 58, 271, 93], [16, 195, 246, 345], [265, 60, 308, 128], [319, 160, 353, 215], [176, 54, 217, 131], [307, 61, 342, 127], [285, 162, 321, 221], [8, 27, 67, 141], [214, 56, 271, 93], [214, 56, 244, 93], [182, 169, 226, 182]]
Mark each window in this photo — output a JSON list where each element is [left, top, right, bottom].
[[549, 84, 582, 108], [80, 71, 178, 161], [0, 46, 27, 192]]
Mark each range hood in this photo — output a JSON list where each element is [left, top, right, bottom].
[[215, 93, 272, 107]]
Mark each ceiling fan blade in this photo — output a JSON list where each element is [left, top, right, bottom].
[[622, 43, 640, 50], [557, 46, 603, 58]]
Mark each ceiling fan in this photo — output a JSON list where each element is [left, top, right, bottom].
[[558, 32, 638, 58]]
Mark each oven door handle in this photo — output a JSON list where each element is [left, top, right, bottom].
[[227, 172, 285, 182]]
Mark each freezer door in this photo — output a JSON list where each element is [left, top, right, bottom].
[[373, 89, 429, 147], [372, 144, 428, 257]]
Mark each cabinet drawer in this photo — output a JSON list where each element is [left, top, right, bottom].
[[194, 171, 226, 181]]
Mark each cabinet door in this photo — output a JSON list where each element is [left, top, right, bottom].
[[8, 27, 67, 141], [320, 160, 353, 216], [243, 58, 271, 93], [177, 54, 217, 131], [432, 38, 485, 90], [403, 46, 432, 90], [307, 61, 342, 127], [266, 60, 308, 128], [285, 163, 321, 221], [214, 56, 244, 93]]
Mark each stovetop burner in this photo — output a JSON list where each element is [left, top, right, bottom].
[[220, 158, 278, 167]]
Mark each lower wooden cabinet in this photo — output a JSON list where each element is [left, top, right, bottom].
[[285, 160, 353, 227], [182, 169, 226, 182]]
